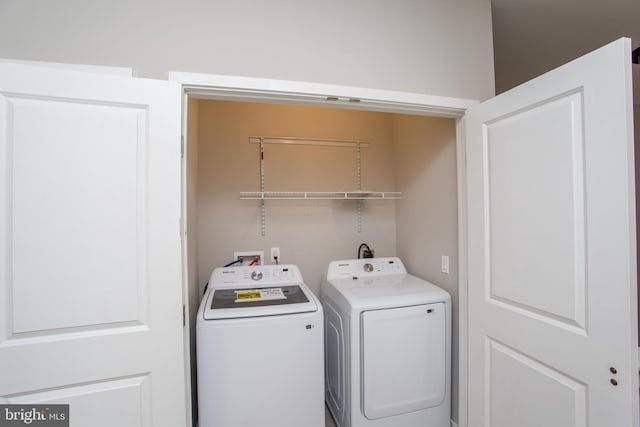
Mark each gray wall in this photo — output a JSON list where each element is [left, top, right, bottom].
[[0, 0, 495, 101], [492, 1, 639, 98], [636, 106, 640, 344]]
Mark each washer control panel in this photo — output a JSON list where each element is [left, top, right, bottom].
[[211, 264, 302, 287], [326, 257, 407, 280]]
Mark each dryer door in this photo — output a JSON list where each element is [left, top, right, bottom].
[[361, 303, 446, 419]]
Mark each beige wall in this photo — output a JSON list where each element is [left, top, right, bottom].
[[0, 0, 495, 101], [193, 100, 460, 420], [393, 114, 459, 420], [195, 100, 399, 294]]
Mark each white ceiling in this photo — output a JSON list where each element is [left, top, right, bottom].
[[491, 0, 640, 104]]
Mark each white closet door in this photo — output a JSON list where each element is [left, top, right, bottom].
[[465, 38, 638, 427], [0, 62, 187, 427]]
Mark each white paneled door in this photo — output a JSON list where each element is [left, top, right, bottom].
[[465, 38, 638, 426], [0, 62, 187, 427]]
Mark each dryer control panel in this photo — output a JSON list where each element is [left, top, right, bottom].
[[326, 257, 407, 280]]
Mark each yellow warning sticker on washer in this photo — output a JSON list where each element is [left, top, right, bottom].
[[235, 290, 262, 301], [235, 288, 286, 303]]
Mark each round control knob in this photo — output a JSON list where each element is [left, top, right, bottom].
[[363, 263, 373, 272], [251, 271, 263, 281]]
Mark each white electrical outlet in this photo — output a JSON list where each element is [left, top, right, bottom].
[[441, 255, 450, 274], [234, 251, 264, 266], [270, 247, 280, 264]]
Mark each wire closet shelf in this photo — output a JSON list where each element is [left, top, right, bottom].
[[243, 136, 401, 235], [239, 191, 402, 200]]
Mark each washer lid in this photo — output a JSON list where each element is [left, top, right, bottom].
[[203, 284, 318, 320]]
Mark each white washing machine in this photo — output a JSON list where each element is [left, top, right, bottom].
[[321, 257, 451, 427], [196, 264, 324, 427]]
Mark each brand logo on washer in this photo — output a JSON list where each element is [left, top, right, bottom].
[[305, 324, 314, 329]]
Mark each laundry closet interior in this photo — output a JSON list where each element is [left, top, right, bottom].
[[183, 94, 462, 415]]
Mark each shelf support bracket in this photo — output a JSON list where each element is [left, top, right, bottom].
[[260, 139, 266, 236], [357, 141, 363, 233]]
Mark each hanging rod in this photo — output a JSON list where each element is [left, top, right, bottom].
[[249, 136, 369, 148]]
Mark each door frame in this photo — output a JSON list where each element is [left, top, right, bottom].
[[169, 71, 475, 427]]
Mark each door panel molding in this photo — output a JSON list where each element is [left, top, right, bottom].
[[0, 61, 187, 427], [465, 38, 638, 427]]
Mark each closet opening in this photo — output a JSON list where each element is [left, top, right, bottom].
[[173, 74, 474, 425]]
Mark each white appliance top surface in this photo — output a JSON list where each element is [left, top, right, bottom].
[[323, 257, 450, 310], [203, 264, 318, 320]]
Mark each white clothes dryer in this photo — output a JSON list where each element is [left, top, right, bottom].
[[196, 264, 324, 427], [321, 257, 451, 427]]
